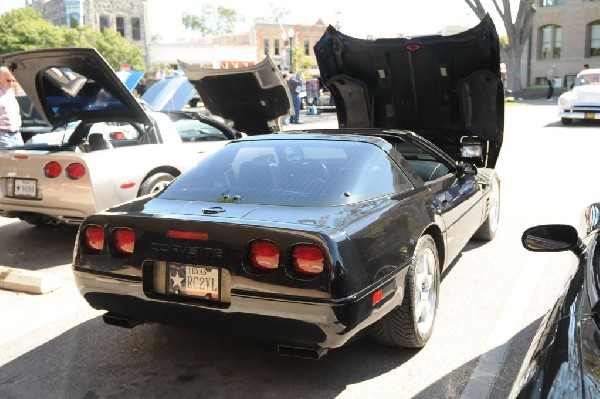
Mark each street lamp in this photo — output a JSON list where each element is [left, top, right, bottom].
[[288, 28, 294, 72]]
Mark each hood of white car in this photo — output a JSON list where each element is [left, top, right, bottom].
[[561, 85, 600, 105], [1, 48, 150, 128]]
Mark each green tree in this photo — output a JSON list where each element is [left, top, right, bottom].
[[0, 8, 66, 52], [464, 0, 536, 92], [182, 5, 238, 36], [81, 28, 146, 70], [291, 43, 309, 74], [0, 7, 145, 71], [254, 4, 290, 24]]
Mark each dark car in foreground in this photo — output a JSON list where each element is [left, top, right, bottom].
[[72, 16, 503, 358], [510, 206, 600, 398]]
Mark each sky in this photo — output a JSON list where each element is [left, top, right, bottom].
[[145, 0, 483, 40], [0, 0, 503, 40]]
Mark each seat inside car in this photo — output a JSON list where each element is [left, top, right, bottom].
[[238, 159, 278, 190], [88, 133, 114, 151]]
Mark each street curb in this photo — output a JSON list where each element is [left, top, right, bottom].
[[0, 266, 63, 294]]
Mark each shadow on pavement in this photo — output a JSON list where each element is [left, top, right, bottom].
[[0, 219, 78, 270], [0, 311, 543, 398], [0, 316, 420, 399]]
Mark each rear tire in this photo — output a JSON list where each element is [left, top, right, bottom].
[[473, 175, 500, 241], [139, 173, 175, 196], [560, 117, 573, 125], [370, 235, 440, 348]]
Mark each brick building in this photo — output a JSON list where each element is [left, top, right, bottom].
[[525, 0, 600, 87], [250, 20, 328, 74], [29, 0, 148, 53]]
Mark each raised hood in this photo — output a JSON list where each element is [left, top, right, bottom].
[[141, 76, 196, 111], [1, 48, 150, 129], [180, 56, 291, 135], [314, 15, 504, 167]]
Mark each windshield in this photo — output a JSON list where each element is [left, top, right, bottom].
[[160, 138, 413, 206], [574, 73, 600, 87]]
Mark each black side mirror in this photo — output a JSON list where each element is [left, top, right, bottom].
[[522, 224, 584, 255]]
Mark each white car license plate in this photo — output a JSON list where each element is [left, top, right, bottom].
[[13, 179, 37, 198], [167, 263, 220, 299]]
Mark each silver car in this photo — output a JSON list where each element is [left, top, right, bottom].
[[0, 48, 289, 227]]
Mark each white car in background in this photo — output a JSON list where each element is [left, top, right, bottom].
[[0, 48, 282, 227], [558, 68, 600, 125]]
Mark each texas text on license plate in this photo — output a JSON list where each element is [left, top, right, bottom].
[[13, 178, 37, 198], [167, 263, 220, 300]]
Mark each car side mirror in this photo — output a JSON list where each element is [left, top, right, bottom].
[[522, 224, 584, 255], [455, 161, 477, 178]]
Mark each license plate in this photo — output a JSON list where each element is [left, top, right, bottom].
[[13, 179, 37, 198], [585, 112, 596, 119], [167, 263, 220, 300]]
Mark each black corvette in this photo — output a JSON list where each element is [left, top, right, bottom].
[[72, 16, 503, 358], [511, 206, 600, 398]]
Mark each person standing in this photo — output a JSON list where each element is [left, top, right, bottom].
[[287, 72, 302, 124], [0, 66, 22, 148], [546, 64, 556, 100]]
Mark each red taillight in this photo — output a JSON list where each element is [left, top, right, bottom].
[[292, 245, 325, 275], [84, 225, 104, 254], [44, 161, 62, 178], [113, 228, 135, 255], [110, 132, 125, 140], [66, 162, 85, 180], [250, 241, 279, 270]]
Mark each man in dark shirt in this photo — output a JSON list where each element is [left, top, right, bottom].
[[286, 72, 302, 124]]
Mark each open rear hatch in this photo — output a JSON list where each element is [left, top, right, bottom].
[[1, 48, 150, 129]]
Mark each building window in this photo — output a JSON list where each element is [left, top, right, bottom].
[[541, 0, 564, 6], [264, 38, 270, 55], [304, 39, 310, 56], [274, 39, 280, 56], [539, 25, 561, 59], [99, 15, 110, 31], [589, 21, 600, 57], [116, 16, 125, 37], [131, 17, 141, 41]]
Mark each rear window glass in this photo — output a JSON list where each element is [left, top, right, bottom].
[[161, 139, 413, 206], [39, 67, 126, 117]]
